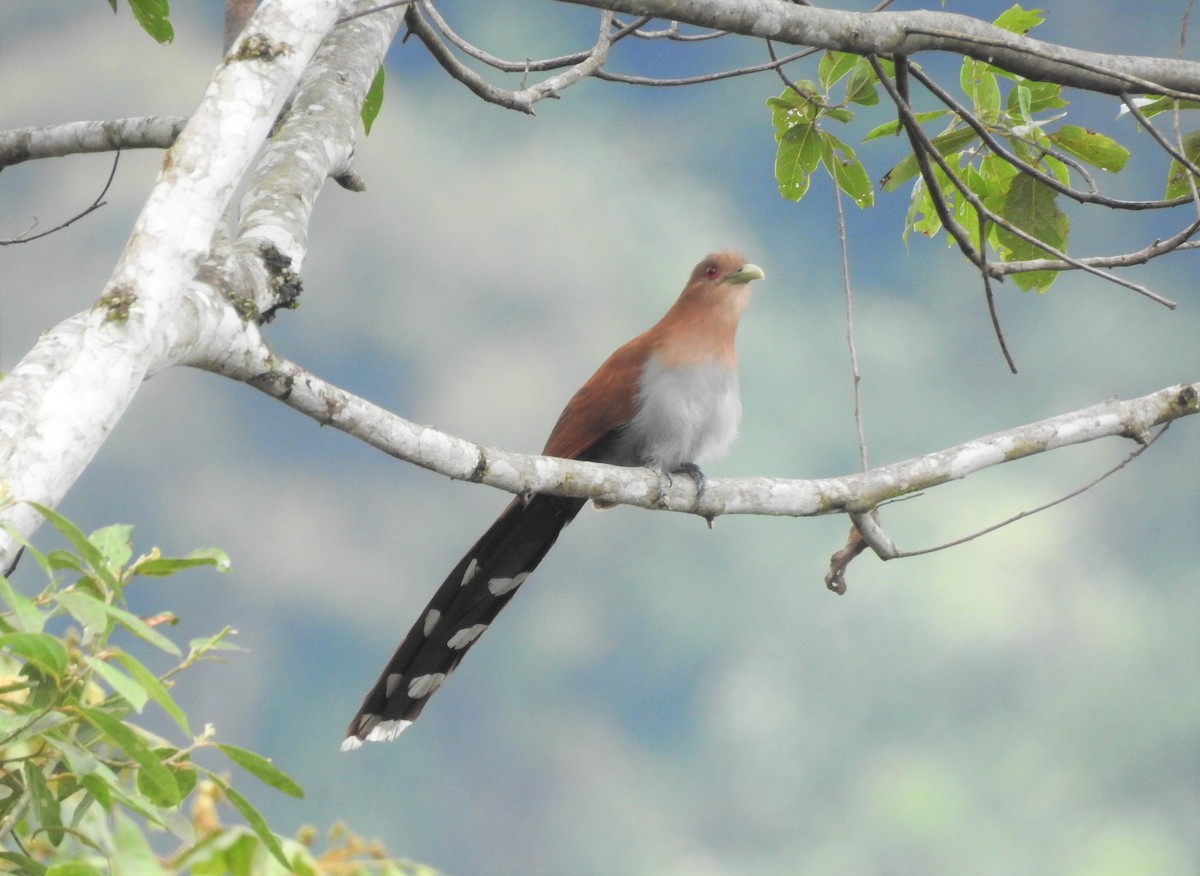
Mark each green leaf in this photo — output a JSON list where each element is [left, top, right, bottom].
[[1042, 154, 1070, 187], [1164, 130, 1200, 199], [46, 550, 88, 577], [0, 632, 68, 679], [1007, 79, 1066, 115], [25, 761, 64, 846], [218, 744, 305, 799], [820, 132, 874, 207], [362, 66, 385, 135], [127, 0, 174, 44], [113, 809, 170, 875], [188, 626, 244, 658], [84, 655, 149, 712], [211, 777, 293, 871], [824, 107, 854, 124], [97, 600, 181, 657], [130, 547, 230, 577], [767, 83, 821, 140], [113, 650, 191, 734], [1, 854, 47, 876], [774, 120, 823, 201], [0, 576, 44, 633], [1011, 84, 1032, 125], [818, 51, 858, 89], [47, 863, 106, 876], [845, 56, 879, 106], [31, 503, 120, 591], [89, 524, 133, 574], [79, 773, 112, 810], [864, 110, 948, 142], [1124, 95, 1200, 119], [993, 3, 1045, 35], [960, 58, 1001, 116], [54, 590, 110, 640], [994, 173, 1067, 292], [1048, 125, 1129, 172], [163, 757, 198, 801], [79, 707, 182, 807], [881, 127, 979, 192]]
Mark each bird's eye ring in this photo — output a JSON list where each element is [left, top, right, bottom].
[[704, 265, 720, 279]]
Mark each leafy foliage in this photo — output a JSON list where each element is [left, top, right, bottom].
[[768, 3, 1193, 294], [0, 508, 433, 875], [767, 55, 883, 208]]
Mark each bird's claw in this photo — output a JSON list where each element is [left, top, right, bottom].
[[673, 462, 707, 502], [661, 462, 712, 525]]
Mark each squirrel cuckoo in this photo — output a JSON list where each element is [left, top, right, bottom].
[[342, 251, 764, 749]]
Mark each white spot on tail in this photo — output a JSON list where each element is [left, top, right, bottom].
[[487, 571, 529, 596], [423, 608, 441, 636], [407, 672, 446, 699], [461, 558, 479, 586], [385, 673, 402, 697], [447, 623, 488, 650], [341, 712, 382, 750], [365, 718, 412, 743]]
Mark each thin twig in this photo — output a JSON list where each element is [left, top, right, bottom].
[[594, 49, 812, 87], [405, 4, 615, 112], [0, 153, 119, 246], [980, 216, 1018, 373], [628, 22, 728, 41], [991, 218, 1200, 279], [1120, 94, 1200, 180], [894, 425, 1170, 557], [336, 0, 419, 26], [832, 185, 870, 471], [1181, 0, 1195, 56], [764, 38, 821, 89], [403, 5, 540, 113], [420, 1, 594, 72]]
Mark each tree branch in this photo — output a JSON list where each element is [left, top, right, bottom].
[[561, 0, 1200, 96], [0, 153, 119, 245], [0, 117, 187, 169], [0, 0, 341, 563], [207, 337, 1200, 521], [405, 3, 614, 113]]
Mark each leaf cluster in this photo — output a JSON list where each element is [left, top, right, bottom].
[[0, 507, 429, 875], [768, 52, 882, 208], [768, 3, 1198, 294]]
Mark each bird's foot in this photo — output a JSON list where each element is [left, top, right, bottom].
[[673, 462, 707, 502], [664, 462, 714, 527]]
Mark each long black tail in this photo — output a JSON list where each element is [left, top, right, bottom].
[[343, 493, 586, 748]]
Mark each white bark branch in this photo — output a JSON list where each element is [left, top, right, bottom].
[[211, 338, 1199, 520], [560, 0, 1200, 96], [0, 0, 340, 563], [0, 117, 187, 168]]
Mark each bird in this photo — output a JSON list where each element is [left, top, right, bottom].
[[342, 251, 764, 749]]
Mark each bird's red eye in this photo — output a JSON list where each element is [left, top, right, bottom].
[[704, 265, 720, 279]]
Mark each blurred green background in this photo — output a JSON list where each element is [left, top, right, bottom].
[[1, 3, 1196, 873]]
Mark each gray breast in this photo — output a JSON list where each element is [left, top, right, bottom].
[[613, 357, 741, 471]]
